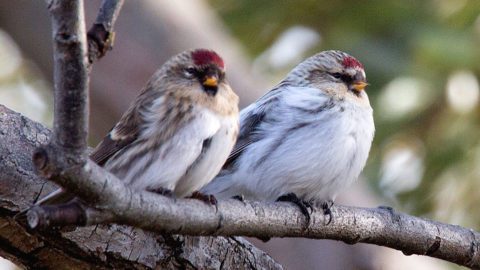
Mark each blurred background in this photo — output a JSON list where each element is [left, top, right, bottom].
[[1, 0, 479, 269]]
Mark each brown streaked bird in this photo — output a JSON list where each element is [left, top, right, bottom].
[[38, 49, 239, 206]]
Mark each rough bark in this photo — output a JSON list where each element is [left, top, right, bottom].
[[0, 105, 282, 270]]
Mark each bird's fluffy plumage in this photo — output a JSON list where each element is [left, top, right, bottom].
[[98, 49, 239, 196], [37, 49, 239, 206], [202, 50, 374, 204]]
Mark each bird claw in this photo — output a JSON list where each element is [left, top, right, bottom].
[[189, 191, 218, 206], [321, 200, 334, 225], [276, 193, 313, 228]]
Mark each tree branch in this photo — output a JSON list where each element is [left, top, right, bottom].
[[18, 1, 480, 269], [26, 141, 480, 268], [48, 0, 124, 156], [0, 105, 281, 269], [87, 0, 124, 64], [48, 0, 89, 155], [24, 0, 125, 230], [1, 1, 281, 269]]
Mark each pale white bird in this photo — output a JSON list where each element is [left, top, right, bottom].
[[202, 50, 374, 220], [38, 49, 239, 206]]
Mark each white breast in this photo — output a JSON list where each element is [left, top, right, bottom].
[[105, 107, 226, 194], [174, 111, 238, 197], [216, 86, 374, 202]]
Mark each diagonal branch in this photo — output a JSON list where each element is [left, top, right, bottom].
[[27, 147, 480, 268]]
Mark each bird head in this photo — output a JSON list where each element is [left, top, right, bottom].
[[287, 50, 368, 98], [182, 49, 226, 96], [142, 49, 237, 116], [339, 54, 368, 93], [149, 49, 227, 97]]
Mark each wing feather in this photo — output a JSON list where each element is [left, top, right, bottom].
[[89, 126, 138, 166], [222, 86, 283, 169], [90, 94, 145, 165]]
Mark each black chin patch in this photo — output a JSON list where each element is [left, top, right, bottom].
[[203, 85, 218, 96], [348, 85, 361, 97], [351, 89, 361, 97]]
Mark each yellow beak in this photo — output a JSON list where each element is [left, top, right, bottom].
[[203, 76, 218, 87], [352, 81, 368, 92]]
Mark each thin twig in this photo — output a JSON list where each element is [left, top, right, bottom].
[[87, 0, 125, 64]]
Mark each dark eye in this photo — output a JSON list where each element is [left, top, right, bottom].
[[184, 67, 196, 78], [331, 72, 342, 79]]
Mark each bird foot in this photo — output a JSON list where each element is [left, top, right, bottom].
[[321, 200, 334, 225], [231, 194, 248, 206], [189, 191, 218, 206], [147, 187, 174, 197], [276, 193, 313, 227], [232, 194, 245, 202]]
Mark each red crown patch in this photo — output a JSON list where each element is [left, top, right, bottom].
[[342, 56, 364, 69], [191, 49, 225, 68]]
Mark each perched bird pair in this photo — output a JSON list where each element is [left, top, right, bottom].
[[37, 49, 374, 222]]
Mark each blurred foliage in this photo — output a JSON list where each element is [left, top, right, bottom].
[[210, 0, 480, 227], [0, 30, 52, 126]]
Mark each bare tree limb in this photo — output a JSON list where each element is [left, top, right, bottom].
[[25, 138, 480, 268], [0, 105, 282, 269]]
